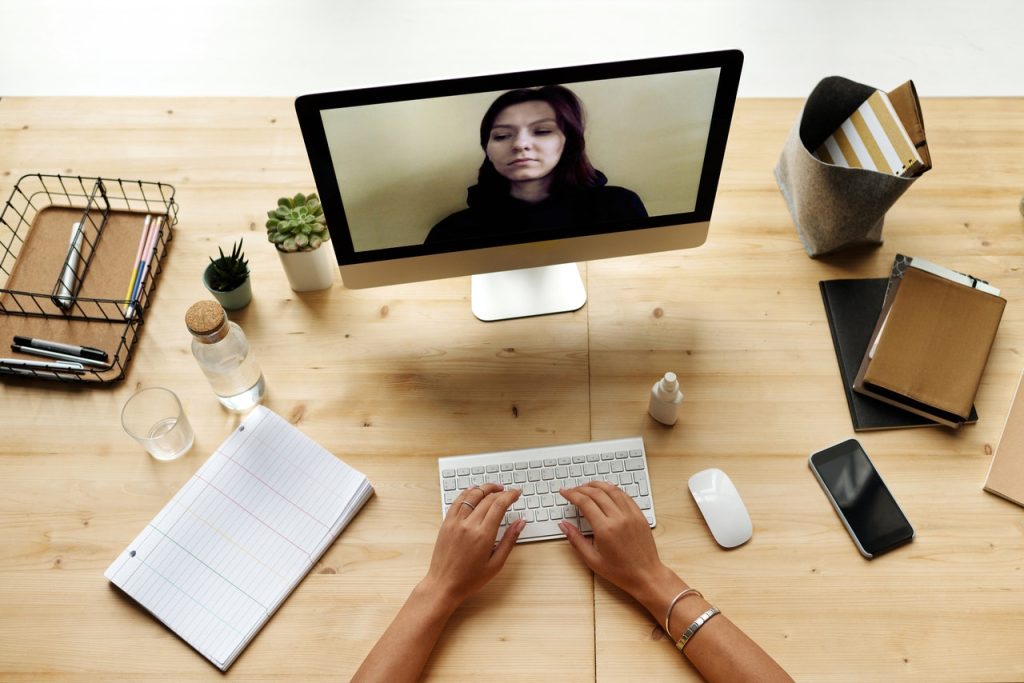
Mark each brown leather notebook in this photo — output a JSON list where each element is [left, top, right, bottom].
[[984, 371, 1024, 507], [853, 265, 1006, 428]]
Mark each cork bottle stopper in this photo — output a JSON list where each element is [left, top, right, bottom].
[[185, 300, 226, 337]]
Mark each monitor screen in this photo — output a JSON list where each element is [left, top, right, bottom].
[[296, 50, 742, 317]]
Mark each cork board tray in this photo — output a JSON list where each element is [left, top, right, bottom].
[[0, 206, 171, 383]]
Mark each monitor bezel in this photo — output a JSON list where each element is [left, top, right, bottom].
[[295, 49, 743, 281]]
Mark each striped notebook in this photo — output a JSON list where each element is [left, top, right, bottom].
[[105, 406, 374, 670], [815, 90, 924, 177]]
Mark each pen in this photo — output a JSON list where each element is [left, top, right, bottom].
[[53, 222, 84, 309], [122, 215, 152, 314], [126, 215, 163, 319], [0, 357, 86, 372], [12, 335, 108, 362], [10, 344, 111, 369], [0, 365, 84, 379]]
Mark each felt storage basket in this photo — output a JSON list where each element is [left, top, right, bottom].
[[775, 76, 921, 257]]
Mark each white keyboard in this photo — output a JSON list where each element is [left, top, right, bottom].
[[438, 436, 656, 543]]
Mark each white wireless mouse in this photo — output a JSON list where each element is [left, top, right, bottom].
[[688, 468, 753, 549]]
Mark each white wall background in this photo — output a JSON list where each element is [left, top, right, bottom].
[[1, 0, 1021, 98]]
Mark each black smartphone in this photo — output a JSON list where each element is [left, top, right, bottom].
[[808, 439, 915, 558]]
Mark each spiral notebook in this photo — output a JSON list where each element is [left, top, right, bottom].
[[105, 406, 374, 671]]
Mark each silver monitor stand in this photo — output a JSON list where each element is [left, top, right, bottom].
[[470, 263, 586, 321]]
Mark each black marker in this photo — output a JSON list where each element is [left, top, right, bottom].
[[12, 336, 108, 362]]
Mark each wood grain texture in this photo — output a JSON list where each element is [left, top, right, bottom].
[[1, 97, 1022, 682]]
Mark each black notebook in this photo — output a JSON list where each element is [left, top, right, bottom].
[[819, 278, 979, 431]]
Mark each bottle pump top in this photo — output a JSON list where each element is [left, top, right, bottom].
[[657, 372, 680, 399]]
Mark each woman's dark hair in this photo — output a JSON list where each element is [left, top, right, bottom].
[[474, 85, 600, 196]]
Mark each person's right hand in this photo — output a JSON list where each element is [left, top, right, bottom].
[[559, 481, 680, 604]]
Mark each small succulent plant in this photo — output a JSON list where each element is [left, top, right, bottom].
[[265, 192, 330, 252], [206, 239, 250, 292]]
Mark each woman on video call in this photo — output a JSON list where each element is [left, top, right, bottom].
[[424, 85, 648, 244]]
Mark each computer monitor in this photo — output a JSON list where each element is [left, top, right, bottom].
[[295, 50, 742, 321]]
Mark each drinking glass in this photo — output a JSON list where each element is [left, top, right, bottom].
[[121, 387, 195, 461]]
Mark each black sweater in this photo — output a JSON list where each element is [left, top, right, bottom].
[[425, 177, 647, 245]]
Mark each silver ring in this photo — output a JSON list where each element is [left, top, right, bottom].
[[460, 500, 476, 510]]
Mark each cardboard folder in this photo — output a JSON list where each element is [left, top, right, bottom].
[[853, 264, 1006, 428], [984, 370, 1024, 507]]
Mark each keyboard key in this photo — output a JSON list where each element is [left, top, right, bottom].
[[564, 505, 578, 518], [549, 507, 564, 520], [601, 452, 615, 461], [558, 457, 571, 465], [639, 478, 649, 496], [586, 453, 599, 462], [555, 466, 568, 478], [541, 467, 554, 480], [569, 465, 582, 477], [500, 463, 513, 471], [535, 481, 548, 494], [441, 469, 455, 478], [513, 499, 526, 511], [624, 483, 640, 498], [471, 474, 484, 485], [457, 476, 470, 488], [457, 467, 470, 476], [615, 451, 628, 459], [530, 459, 542, 468], [500, 472, 512, 485], [522, 483, 535, 496], [572, 455, 585, 464], [515, 461, 528, 470], [625, 460, 644, 471], [486, 464, 499, 473], [535, 509, 549, 522], [579, 517, 593, 533], [514, 471, 527, 483], [543, 458, 556, 467], [611, 461, 624, 473], [541, 494, 553, 507], [617, 472, 633, 486], [443, 479, 456, 491], [471, 466, 485, 475], [629, 449, 642, 457], [598, 462, 610, 474], [583, 464, 596, 475], [637, 496, 652, 510], [444, 491, 458, 504], [526, 496, 540, 509], [528, 470, 541, 482]]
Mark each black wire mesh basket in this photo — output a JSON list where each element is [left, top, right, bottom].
[[0, 174, 178, 383]]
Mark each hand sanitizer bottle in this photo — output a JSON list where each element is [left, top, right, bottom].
[[648, 372, 684, 425]]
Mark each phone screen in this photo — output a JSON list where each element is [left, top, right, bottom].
[[810, 439, 914, 557]]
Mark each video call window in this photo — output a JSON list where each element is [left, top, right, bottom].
[[318, 67, 722, 254]]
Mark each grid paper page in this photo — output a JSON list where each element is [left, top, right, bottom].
[[105, 406, 372, 670]]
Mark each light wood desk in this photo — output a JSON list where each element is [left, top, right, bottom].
[[0, 97, 1021, 682]]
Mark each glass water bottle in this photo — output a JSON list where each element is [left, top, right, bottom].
[[185, 300, 266, 411]]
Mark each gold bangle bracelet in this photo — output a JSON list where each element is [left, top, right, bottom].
[[664, 588, 703, 636], [676, 606, 721, 651]]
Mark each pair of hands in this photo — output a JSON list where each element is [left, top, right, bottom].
[[422, 480, 670, 609]]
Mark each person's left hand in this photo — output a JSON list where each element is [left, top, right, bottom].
[[422, 483, 526, 608]]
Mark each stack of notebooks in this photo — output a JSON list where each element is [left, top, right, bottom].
[[821, 254, 1006, 430], [105, 406, 374, 670], [814, 80, 931, 179]]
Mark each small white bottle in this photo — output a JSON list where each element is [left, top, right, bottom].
[[648, 372, 684, 425], [186, 300, 266, 411]]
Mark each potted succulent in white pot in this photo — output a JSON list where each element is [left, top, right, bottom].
[[265, 192, 335, 292], [203, 239, 252, 310]]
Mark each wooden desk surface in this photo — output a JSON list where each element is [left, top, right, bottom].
[[1, 97, 1021, 682]]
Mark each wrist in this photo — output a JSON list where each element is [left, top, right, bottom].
[[413, 576, 463, 618], [634, 563, 689, 620]]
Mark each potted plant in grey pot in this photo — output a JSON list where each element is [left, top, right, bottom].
[[266, 192, 334, 291], [203, 239, 252, 310]]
